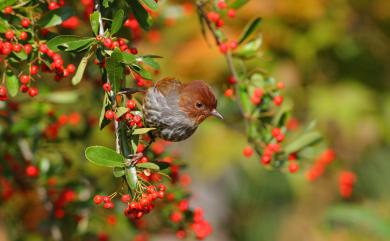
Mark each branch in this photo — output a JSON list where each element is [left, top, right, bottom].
[[94, 0, 120, 154]]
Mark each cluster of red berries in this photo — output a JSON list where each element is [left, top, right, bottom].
[[104, 97, 144, 127], [43, 111, 82, 140], [306, 149, 336, 181], [52, 188, 77, 219], [93, 184, 166, 219], [339, 171, 357, 198]]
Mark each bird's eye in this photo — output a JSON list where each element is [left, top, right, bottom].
[[195, 101, 204, 109]]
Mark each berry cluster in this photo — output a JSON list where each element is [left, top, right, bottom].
[[0, 4, 76, 101], [306, 149, 336, 181], [339, 171, 357, 198]]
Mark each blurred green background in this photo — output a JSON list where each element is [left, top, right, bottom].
[[1, 0, 390, 240], [152, 0, 390, 240]]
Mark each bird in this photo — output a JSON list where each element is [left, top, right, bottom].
[[141, 77, 223, 142]]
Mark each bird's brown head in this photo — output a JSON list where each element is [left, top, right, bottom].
[[179, 80, 223, 124]]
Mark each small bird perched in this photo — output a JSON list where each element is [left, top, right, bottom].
[[142, 77, 223, 142]]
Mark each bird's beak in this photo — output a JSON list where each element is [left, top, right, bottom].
[[211, 109, 224, 120]]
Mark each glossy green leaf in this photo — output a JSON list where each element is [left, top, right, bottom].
[[128, 0, 153, 30], [46, 91, 79, 104], [106, 49, 124, 92], [238, 17, 262, 44], [131, 65, 152, 80], [116, 107, 128, 118], [5, 70, 18, 97], [136, 162, 160, 170], [133, 128, 155, 135], [233, 38, 262, 59], [13, 50, 27, 61], [60, 38, 95, 52], [47, 35, 82, 51], [141, 56, 160, 69], [0, 19, 9, 33], [284, 132, 322, 154], [72, 55, 89, 85], [85, 146, 125, 167], [90, 11, 100, 35], [154, 161, 170, 170], [38, 7, 75, 28], [140, 0, 158, 10], [121, 52, 137, 64], [229, 0, 249, 9], [125, 167, 137, 189], [113, 167, 126, 177], [111, 9, 124, 35]]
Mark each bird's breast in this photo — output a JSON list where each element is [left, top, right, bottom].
[[143, 88, 198, 142]]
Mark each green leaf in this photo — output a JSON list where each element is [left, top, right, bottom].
[[131, 65, 152, 80], [233, 38, 262, 59], [38, 7, 75, 28], [46, 91, 79, 104], [116, 107, 128, 118], [59, 38, 96, 52], [125, 167, 137, 189], [128, 0, 153, 30], [111, 9, 124, 35], [140, 56, 160, 69], [140, 0, 158, 10], [106, 49, 124, 92], [0, 0, 16, 10], [90, 11, 100, 36], [132, 128, 155, 135], [229, 0, 249, 9], [136, 162, 160, 170], [85, 146, 125, 167], [238, 17, 262, 44], [5, 70, 18, 97], [121, 52, 137, 64], [0, 19, 9, 33], [72, 55, 89, 85], [113, 167, 126, 177], [47, 35, 82, 51], [154, 161, 170, 170], [13, 50, 27, 61], [103, 0, 114, 8], [284, 132, 322, 154]]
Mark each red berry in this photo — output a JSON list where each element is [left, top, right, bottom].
[[133, 115, 142, 123], [24, 44, 32, 54], [273, 96, 283, 106], [276, 133, 285, 142], [158, 184, 166, 191], [216, 19, 224, 28], [25, 165, 39, 177], [253, 88, 263, 97], [288, 162, 299, 173], [103, 38, 113, 49], [228, 76, 236, 84], [66, 64, 76, 73], [0, 86, 7, 97], [21, 18, 31, 28], [103, 196, 110, 203], [102, 83, 111, 92], [3, 6, 13, 14], [93, 195, 103, 204], [12, 44, 22, 53], [28, 87, 39, 97], [243, 146, 254, 158], [130, 47, 138, 54], [105, 110, 115, 120], [139, 156, 148, 163], [207, 12, 219, 22], [103, 202, 114, 209], [277, 82, 285, 89], [19, 32, 29, 41], [251, 95, 261, 105], [219, 43, 228, 53], [20, 75, 30, 84], [48, 1, 60, 10], [272, 128, 281, 137], [157, 191, 164, 199], [224, 88, 234, 97], [261, 155, 271, 165], [121, 194, 131, 203], [127, 99, 136, 109], [217, 0, 227, 9], [5, 30, 14, 40], [230, 40, 238, 50], [228, 9, 236, 18], [176, 230, 186, 239], [39, 44, 48, 53], [20, 84, 29, 93]]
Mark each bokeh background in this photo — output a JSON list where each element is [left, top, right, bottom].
[[1, 0, 390, 240]]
